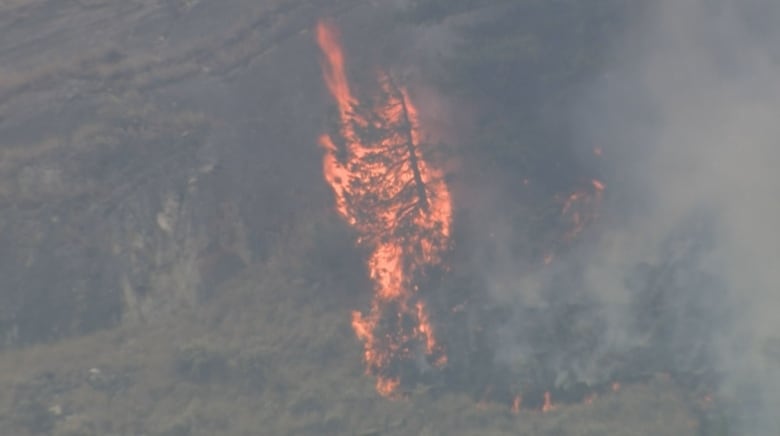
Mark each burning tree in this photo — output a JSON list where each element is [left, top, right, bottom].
[[315, 20, 453, 396]]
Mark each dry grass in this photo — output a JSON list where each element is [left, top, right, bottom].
[[0, 1, 707, 435], [0, 220, 702, 435]]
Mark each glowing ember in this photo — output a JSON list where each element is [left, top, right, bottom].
[[512, 395, 522, 414], [698, 394, 714, 410], [541, 391, 556, 412], [315, 19, 452, 396], [376, 377, 401, 397], [560, 179, 605, 241]]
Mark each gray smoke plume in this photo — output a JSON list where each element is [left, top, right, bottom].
[[487, 0, 780, 432]]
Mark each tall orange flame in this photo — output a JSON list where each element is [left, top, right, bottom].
[[315, 19, 452, 396]]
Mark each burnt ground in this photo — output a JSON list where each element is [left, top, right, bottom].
[[0, 0, 705, 435]]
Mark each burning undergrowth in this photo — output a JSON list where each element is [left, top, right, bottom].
[[312, 12, 736, 422], [488, 213, 727, 405]]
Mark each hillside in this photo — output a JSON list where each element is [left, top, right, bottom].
[[0, 0, 734, 435]]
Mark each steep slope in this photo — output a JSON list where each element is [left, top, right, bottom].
[[0, 1, 703, 435]]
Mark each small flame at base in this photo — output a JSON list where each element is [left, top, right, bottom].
[[512, 395, 522, 414], [541, 391, 556, 413]]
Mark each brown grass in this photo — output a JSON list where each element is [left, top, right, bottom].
[[0, 218, 701, 435]]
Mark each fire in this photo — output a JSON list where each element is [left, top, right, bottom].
[[315, 19, 452, 396], [541, 391, 556, 412], [511, 395, 522, 414], [376, 377, 401, 397], [561, 178, 605, 241], [698, 394, 714, 410]]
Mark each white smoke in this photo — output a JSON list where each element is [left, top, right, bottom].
[[379, 1, 780, 429], [568, 0, 780, 432], [471, 0, 780, 431]]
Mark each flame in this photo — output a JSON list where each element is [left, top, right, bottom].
[[541, 391, 556, 412], [561, 179, 605, 241], [315, 19, 452, 396], [511, 395, 522, 414], [698, 394, 714, 410], [506, 383, 628, 414], [376, 377, 401, 397]]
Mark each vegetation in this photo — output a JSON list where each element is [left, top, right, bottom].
[[0, 0, 724, 434]]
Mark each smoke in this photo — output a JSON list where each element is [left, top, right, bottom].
[[326, 1, 780, 427], [480, 0, 780, 431], [583, 0, 780, 431]]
